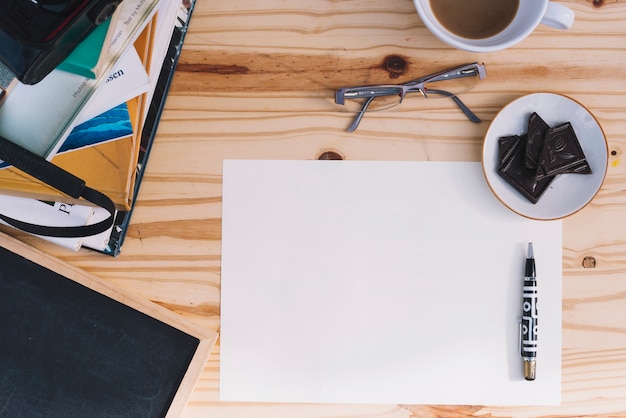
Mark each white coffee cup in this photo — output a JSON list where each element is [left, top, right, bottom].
[[413, 0, 575, 53]]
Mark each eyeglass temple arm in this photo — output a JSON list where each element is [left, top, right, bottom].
[[346, 96, 375, 132], [345, 90, 479, 132], [426, 89, 481, 123], [401, 63, 485, 87]]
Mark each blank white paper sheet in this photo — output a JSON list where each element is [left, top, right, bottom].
[[220, 160, 562, 406]]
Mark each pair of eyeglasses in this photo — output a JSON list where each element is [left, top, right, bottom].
[[334, 62, 486, 132]]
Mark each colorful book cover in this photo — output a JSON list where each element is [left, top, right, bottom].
[[77, 45, 150, 124], [60, 102, 133, 153], [0, 103, 133, 169], [57, 19, 111, 79]]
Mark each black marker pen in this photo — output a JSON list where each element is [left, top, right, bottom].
[[521, 242, 538, 381]]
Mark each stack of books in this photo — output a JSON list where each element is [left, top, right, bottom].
[[0, 0, 196, 256]]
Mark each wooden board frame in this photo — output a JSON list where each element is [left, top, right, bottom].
[[0, 232, 218, 417]]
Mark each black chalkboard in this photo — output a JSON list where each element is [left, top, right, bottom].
[[0, 245, 207, 417]]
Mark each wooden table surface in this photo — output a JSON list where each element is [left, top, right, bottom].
[[4, 0, 626, 416]]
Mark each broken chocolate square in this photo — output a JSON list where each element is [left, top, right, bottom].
[[498, 133, 556, 204], [498, 134, 522, 170], [524, 112, 550, 171], [536, 122, 592, 179]]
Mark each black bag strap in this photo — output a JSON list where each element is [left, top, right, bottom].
[[0, 135, 115, 238]]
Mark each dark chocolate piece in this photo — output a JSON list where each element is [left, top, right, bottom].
[[536, 122, 592, 179], [498, 135, 522, 170], [524, 112, 550, 171], [565, 160, 592, 174], [498, 133, 555, 204]]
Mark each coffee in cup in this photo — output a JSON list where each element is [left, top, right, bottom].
[[413, 0, 574, 52]]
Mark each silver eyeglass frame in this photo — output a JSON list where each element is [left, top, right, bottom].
[[334, 62, 486, 132]]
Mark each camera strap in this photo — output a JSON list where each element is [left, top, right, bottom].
[[0, 135, 115, 238]]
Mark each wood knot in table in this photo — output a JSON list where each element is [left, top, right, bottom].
[[582, 256, 597, 268], [383, 55, 408, 79], [317, 150, 344, 160]]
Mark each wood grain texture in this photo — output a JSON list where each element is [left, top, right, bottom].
[[4, 0, 626, 416]]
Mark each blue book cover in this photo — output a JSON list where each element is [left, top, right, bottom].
[[60, 102, 133, 153]]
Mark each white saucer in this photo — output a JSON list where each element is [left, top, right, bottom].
[[482, 93, 608, 220]]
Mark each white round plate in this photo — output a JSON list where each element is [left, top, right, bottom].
[[482, 93, 608, 220]]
